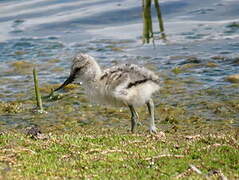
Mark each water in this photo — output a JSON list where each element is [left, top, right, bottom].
[[0, 0, 239, 129]]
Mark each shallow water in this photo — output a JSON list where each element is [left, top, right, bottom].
[[0, 0, 238, 130]]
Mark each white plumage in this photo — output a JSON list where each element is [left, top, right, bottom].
[[55, 53, 161, 133]]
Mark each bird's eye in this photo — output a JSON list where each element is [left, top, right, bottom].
[[75, 67, 83, 72]]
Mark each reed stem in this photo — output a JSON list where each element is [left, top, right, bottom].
[[142, 0, 153, 43], [154, 0, 166, 39], [33, 68, 43, 111], [142, 0, 166, 43]]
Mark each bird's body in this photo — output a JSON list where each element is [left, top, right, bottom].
[[55, 53, 161, 133], [82, 63, 160, 107]]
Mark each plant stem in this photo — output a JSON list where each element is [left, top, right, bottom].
[[33, 68, 43, 111], [143, 0, 153, 43], [154, 0, 166, 39]]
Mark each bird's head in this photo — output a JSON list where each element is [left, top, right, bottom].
[[54, 53, 95, 91]]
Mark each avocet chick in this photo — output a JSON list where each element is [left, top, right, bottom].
[[55, 53, 161, 133]]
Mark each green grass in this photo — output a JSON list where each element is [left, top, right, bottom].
[[0, 127, 238, 179]]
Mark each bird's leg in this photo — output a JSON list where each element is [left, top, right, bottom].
[[135, 111, 142, 126], [130, 107, 140, 125], [146, 98, 157, 133], [128, 105, 138, 133]]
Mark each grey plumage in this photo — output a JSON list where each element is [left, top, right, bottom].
[[55, 53, 161, 133]]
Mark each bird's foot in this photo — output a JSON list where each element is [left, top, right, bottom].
[[149, 126, 157, 134], [137, 121, 142, 126]]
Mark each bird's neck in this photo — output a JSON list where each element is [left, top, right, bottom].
[[81, 62, 102, 87]]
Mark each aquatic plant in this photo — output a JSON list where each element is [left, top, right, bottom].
[[0, 101, 23, 114], [142, 0, 166, 43], [154, 0, 166, 39], [33, 68, 44, 112], [142, 0, 153, 44]]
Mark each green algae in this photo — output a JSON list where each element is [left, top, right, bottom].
[[14, 50, 28, 56], [9, 61, 35, 75], [47, 58, 61, 63], [155, 104, 185, 124], [226, 74, 239, 83], [0, 101, 24, 114], [105, 45, 125, 52], [1, 72, 238, 131], [211, 55, 227, 61], [206, 62, 218, 67], [172, 66, 184, 74], [227, 22, 239, 28], [50, 67, 64, 73]]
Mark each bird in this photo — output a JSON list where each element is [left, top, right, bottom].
[[54, 53, 161, 133]]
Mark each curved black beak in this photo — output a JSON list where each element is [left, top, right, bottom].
[[54, 74, 75, 92]]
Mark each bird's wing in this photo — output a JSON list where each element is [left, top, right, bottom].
[[100, 64, 160, 91]]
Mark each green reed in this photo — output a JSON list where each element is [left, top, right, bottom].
[[33, 68, 43, 111], [142, 0, 166, 43], [154, 0, 166, 39]]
